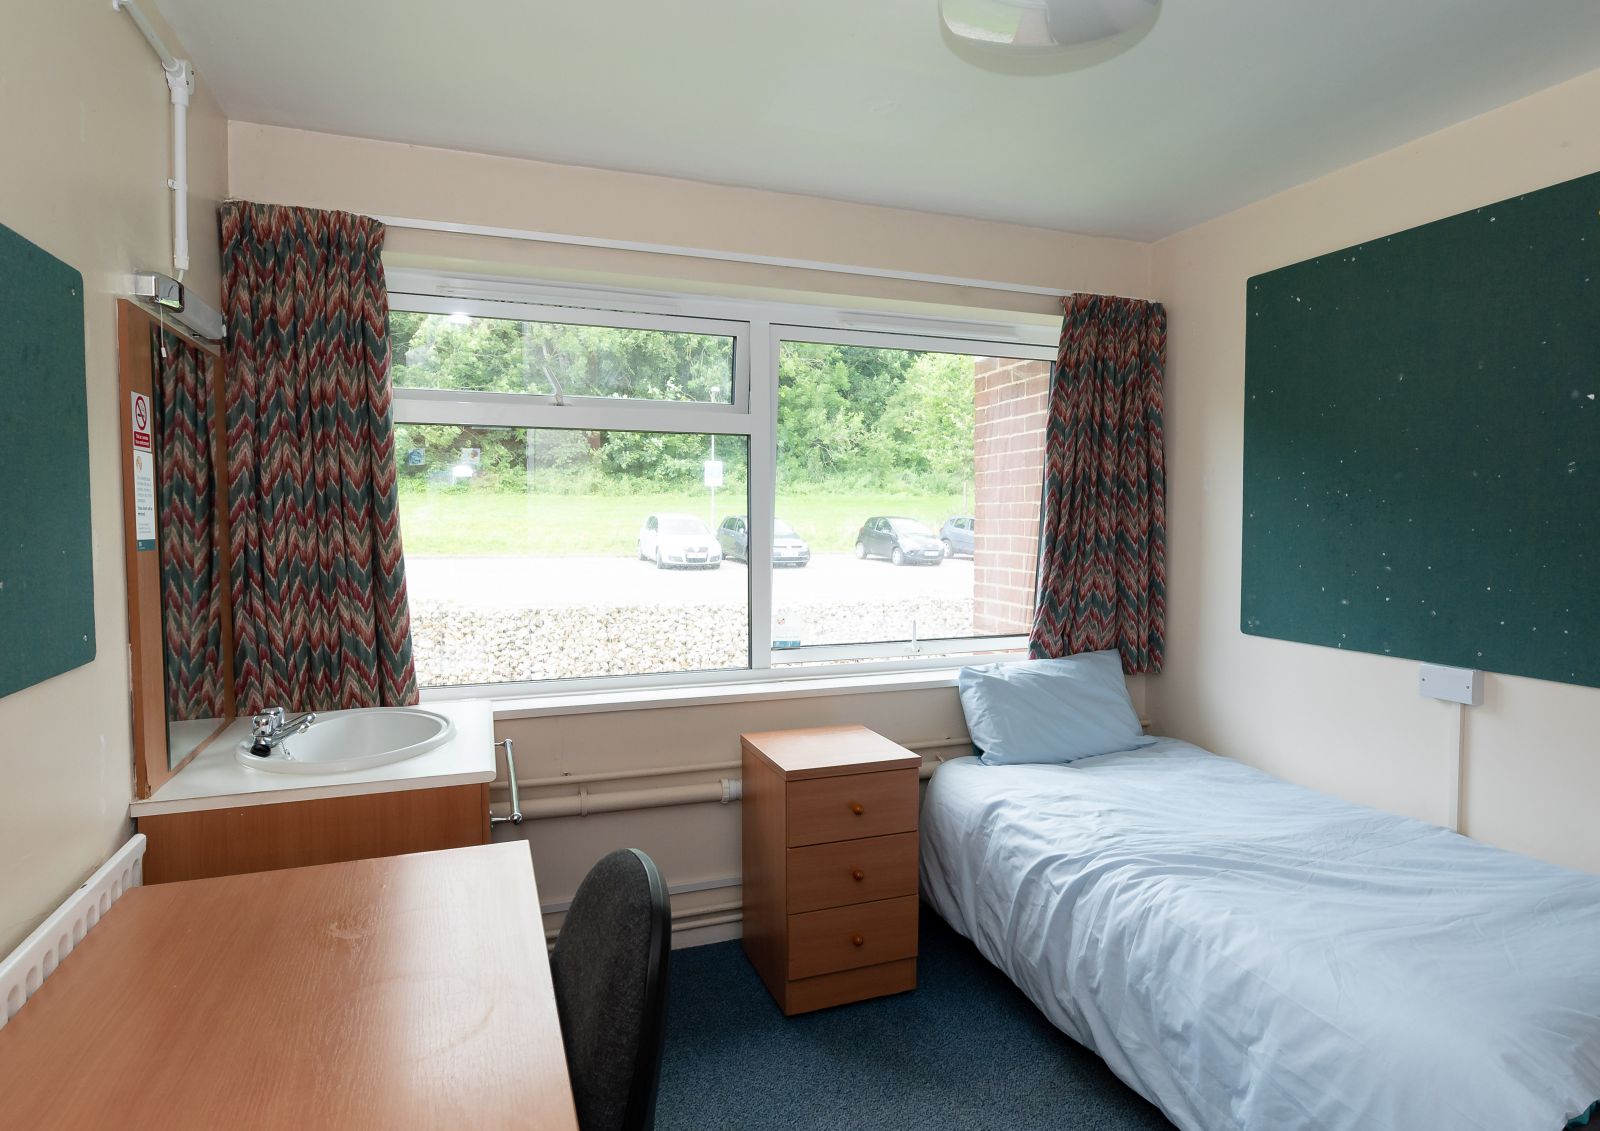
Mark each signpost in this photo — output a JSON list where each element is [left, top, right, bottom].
[[704, 456, 724, 530]]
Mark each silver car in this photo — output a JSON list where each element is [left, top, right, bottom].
[[637, 513, 722, 569], [716, 515, 812, 567]]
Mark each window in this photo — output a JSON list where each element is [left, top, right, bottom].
[[389, 283, 1055, 694], [392, 308, 737, 403], [771, 332, 1052, 660], [398, 423, 748, 686]]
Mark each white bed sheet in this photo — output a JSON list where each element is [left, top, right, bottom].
[[920, 741, 1600, 1130]]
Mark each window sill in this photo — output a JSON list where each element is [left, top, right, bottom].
[[440, 664, 988, 721]]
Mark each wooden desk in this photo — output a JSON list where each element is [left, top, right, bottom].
[[0, 844, 577, 1130]]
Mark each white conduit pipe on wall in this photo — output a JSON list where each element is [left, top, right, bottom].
[[492, 739, 969, 822], [544, 900, 744, 945], [518, 778, 744, 821], [515, 759, 744, 790], [113, 0, 193, 277]]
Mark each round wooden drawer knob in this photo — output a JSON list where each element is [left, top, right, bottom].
[[850, 802, 865, 815], [851, 934, 865, 947], [851, 868, 865, 882]]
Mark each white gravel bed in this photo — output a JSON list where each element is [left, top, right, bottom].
[[410, 597, 975, 685]]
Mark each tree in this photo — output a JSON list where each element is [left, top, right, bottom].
[[391, 312, 732, 400], [389, 312, 978, 496], [869, 353, 975, 491], [776, 345, 870, 484]]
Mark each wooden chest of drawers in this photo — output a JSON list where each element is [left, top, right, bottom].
[[741, 725, 921, 1015]]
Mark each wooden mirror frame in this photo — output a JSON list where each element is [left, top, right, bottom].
[[116, 299, 236, 799]]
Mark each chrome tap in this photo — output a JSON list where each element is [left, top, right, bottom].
[[248, 706, 317, 756]]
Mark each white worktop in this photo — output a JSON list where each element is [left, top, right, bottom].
[[129, 699, 497, 818]]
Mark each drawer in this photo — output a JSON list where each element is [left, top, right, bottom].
[[786, 768, 918, 847], [787, 895, 918, 980], [787, 832, 917, 914]]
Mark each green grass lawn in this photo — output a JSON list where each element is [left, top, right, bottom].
[[397, 487, 969, 556]]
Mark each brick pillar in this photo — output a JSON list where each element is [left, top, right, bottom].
[[973, 357, 1051, 635]]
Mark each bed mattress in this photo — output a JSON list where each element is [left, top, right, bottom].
[[920, 741, 1600, 1130]]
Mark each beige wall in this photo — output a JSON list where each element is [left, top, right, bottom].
[[225, 122, 1151, 319], [1148, 67, 1600, 873], [493, 686, 972, 942], [495, 673, 1141, 940], [0, 5, 227, 952]]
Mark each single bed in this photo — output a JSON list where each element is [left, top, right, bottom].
[[920, 739, 1600, 1130]]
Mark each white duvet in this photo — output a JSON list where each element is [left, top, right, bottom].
[[920, 741, 1600, 1130]]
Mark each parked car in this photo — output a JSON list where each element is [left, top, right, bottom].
[[854, 516, 944, 566], [637, 513, 721, 569], [939, 516, 975, 558], [716, 515, 811, 567]]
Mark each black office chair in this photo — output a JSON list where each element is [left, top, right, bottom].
[[551, 848, 671, 1131]]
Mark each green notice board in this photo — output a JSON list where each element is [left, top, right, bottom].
[[0, 223, 95, 699], [1242, 170, 1600, 687]]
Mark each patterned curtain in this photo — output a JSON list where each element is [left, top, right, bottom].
[[1029, 293, 1167, 672], [152, 328, 225, 721], [220, 200, 419, 713]]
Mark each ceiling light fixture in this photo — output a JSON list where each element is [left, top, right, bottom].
[[939, 0, 1161, 74]]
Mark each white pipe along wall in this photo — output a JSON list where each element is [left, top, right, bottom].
[[113, 0, 192, 277], [492, 739, 960, 953], [464, 651, 1146, 947], [489, 740, 966, 821]]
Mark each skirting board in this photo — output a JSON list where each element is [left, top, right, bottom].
[[673, 918, 742, 950]]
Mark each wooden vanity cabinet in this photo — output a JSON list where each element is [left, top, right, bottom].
[[137, 784, 491, 884]]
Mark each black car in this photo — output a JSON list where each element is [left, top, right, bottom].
[[854, 516, 944, 566], [716, 515, 811, 567]]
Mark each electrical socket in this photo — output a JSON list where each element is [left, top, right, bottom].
[[1419, 663, 1483, 706]]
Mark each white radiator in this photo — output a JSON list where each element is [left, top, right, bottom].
[[0, 834, 146, 1030]]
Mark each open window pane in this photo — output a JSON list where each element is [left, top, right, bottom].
[[390, 311, 736, 403], [771, 340, 1049, 652], [397, 423, 749, 686]]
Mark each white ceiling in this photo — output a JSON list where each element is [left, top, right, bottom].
[[153, 0, 1600, 241]]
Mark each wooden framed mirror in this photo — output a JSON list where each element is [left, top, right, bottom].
[[116, 299, 235, 798]]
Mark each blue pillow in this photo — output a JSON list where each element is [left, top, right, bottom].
[[957, 651, 1155, 766]]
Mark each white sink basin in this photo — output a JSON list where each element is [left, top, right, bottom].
[[237, 707, 457, 775]]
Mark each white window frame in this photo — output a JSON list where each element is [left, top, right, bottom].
[[764, 324, 1055, 665], [389, 291, 752, 428], [388, 272, 1057, 701]]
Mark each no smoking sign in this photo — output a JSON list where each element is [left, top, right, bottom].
[[131, 392, 153, 452]]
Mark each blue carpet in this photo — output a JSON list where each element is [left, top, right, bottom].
[[658, 906, 1173, 1130]]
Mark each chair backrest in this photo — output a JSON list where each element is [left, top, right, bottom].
[[551, 848, 671, 1131]]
